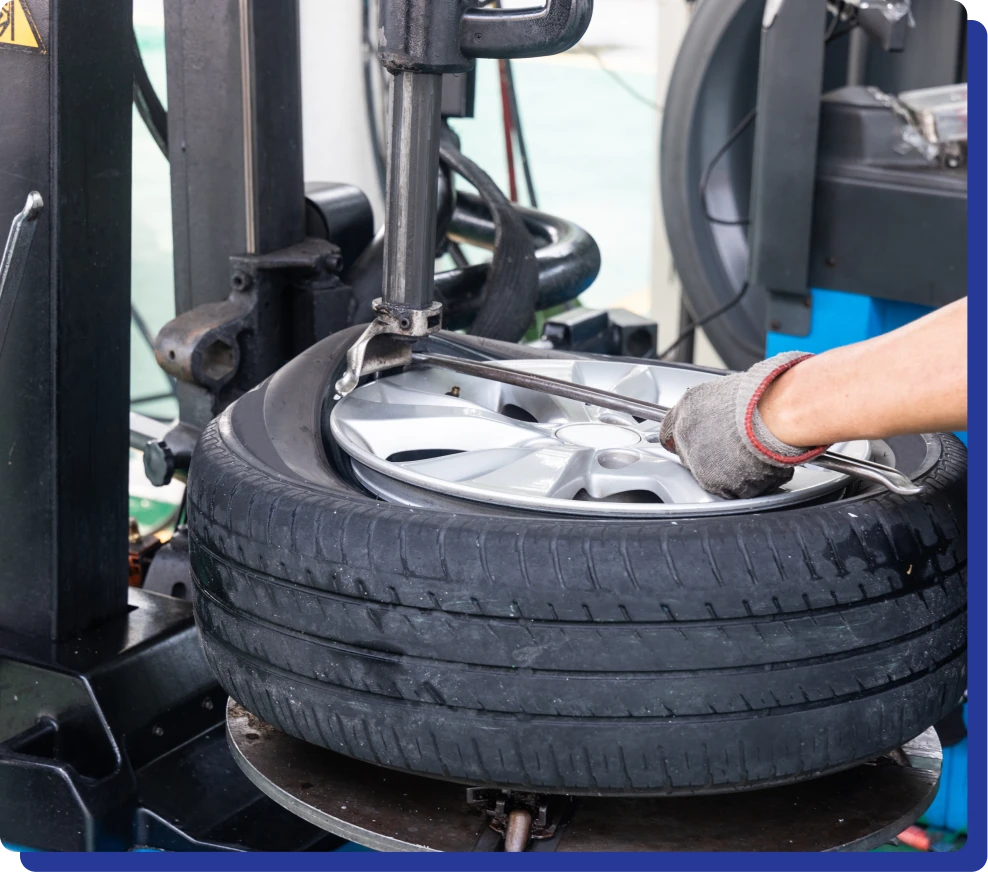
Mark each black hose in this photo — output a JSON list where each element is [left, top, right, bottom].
[[133, 29, 168, 159], [445, 191, 599, 310], [438, 138, 538, 341], [344, 189, 600, 333]]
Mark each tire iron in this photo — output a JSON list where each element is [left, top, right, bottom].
[[411, 352, 922, 496]]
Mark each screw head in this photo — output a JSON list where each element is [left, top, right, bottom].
[[202, 697, 215, 711], [232, 271, 253, 291], [152, 725, 164, 738]]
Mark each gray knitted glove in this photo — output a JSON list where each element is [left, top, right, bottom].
[[659, 353, 828, 499]]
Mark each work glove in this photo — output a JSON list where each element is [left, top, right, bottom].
[[659, 352, 829, 500]]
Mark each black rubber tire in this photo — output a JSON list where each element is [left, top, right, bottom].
[[189, 329, 967, 796], [660, 0, 766, 369]]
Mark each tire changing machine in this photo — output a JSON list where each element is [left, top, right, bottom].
[[0, 0, 948, 854]]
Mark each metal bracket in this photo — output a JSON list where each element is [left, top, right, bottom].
[[155, 237, 345, 425], [465, 787, 563, 851], [334, 299, 441, 397]]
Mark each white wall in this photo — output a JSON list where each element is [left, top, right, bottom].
[[650, 0, 725, 368], [299, 1, 385, 223]]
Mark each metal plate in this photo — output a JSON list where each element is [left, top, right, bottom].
[[227, 702, 941, 853], [330, 359, 870, 518]]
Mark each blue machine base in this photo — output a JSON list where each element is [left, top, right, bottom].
[[767, 288, 967, 447], [921, 732, 968, 834]]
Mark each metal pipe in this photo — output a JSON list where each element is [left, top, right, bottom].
[[503, 809, 532, 852], [382, 72, 444, 312], [129, 412, 170, 452]]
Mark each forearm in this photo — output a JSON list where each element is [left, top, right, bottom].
[[759, 298, 968, 447]]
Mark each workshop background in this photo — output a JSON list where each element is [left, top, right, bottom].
[[129, 0, 704, 423], [0, 0, 964, 857]]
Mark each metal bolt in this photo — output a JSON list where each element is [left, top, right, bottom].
[[446, 386, 461, 398], [232, 271, 253, 292], [202, 697, 214, 711], [399, 317, 412, 331], [152, 725, 164, 738]]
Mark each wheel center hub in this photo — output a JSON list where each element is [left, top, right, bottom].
[[554, 423, 642, 449]]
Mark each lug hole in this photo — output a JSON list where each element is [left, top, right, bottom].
[[597, 449, 640, 469]]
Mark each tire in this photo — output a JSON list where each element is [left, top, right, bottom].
[[660, 0, 766, 369], [660, 0, 863, 369], [189, 328, 967, 796]]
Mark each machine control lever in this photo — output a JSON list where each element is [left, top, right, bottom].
[[0, 192, 44, 361]]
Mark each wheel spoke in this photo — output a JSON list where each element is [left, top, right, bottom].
[[584, 453, 720, 504], [333, 396, 549, 460], [571, 361, 658, 400], [402, 445, 591, 499], [499, 384, 595, 425]]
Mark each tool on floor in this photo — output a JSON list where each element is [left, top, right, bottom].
[[0, 192, 44, 360], [335, 0, 593, 397], [411, 351, 922, 496]]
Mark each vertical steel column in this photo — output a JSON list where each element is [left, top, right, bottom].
[[165, 0, 305, 314], [164, 0, 306, 425], [382, 73, 444, 312], [0, 0, 133, 640], [747, 0, 827, 336]]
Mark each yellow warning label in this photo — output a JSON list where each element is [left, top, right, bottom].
[[0, 0, 45, 53]]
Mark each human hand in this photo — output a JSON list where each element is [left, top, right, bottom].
[[658, 353, 829, 499]]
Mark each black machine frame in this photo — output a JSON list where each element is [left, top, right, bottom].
[[0, 0, 348, 852]]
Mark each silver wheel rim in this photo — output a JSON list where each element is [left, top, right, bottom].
[[330, 359, 870, 518]]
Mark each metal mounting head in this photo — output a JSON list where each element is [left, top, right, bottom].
[[379, 0, 594, 74]]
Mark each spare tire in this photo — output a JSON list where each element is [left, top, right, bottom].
[[188, 327, 967, 796]]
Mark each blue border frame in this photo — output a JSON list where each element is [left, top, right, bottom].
[[14, 18, 986, 872]]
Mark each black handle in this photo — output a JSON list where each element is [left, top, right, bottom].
[[461, 0, 593, 59]]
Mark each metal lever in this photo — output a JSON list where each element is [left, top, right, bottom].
[[0, 192, 44, 360], [412, 352, 922, 496], [461, 0, 594, 59]]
